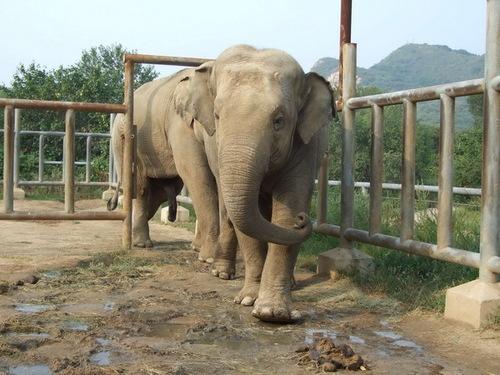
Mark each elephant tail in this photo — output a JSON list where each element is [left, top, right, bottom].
[[107, 120, 124, 211]]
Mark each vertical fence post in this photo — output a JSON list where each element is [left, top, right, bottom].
[[400, 99, 416, 241], [339, 43, 357, 249], [479, 0, 500, 283], [369, 104, 383, 235], [38, 135, 45, 182], [3, 106, 14, 213], [437, 94, 455, 250], [317, 153, 329, 225], [64, 110, 75, 214], [85, 136, 92, 183], [122, 60, 134, 249], [13, 108, 21, 188], [109, 113, 116, 187]]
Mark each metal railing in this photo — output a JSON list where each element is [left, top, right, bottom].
[[0, 111, 117, 188], [0, 54, 209, 249], [314, 0, 500, 282]]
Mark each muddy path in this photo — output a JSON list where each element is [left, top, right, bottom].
[[0, 200, 499, 374]]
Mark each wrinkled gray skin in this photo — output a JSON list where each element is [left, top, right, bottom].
[[111, 45, 335, 322]]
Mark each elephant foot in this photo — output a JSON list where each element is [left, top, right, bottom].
[[251, 291, 301, 323], [134, 239, 154, 248], [197, 243, 217, 264], [191, 241, 201, 252], [211, 259, 235, 280], [234, 283, 260, 306]]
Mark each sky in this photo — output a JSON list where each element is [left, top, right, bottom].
[[0, 0, 487, 86]]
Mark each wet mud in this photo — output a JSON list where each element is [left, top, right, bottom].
[[0, 200, 499, 374]]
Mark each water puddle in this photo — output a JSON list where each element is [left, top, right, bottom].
[[349, 335, 366, 344], [103, 301, 115, 311], [373, 330, 422, 351], [61, 320, 89, 332], [90, 351, 111, 366], [8, 364, 52, 375], [15, 304, 53, 314], [373, 330, 402, 340], [392, 339, 422, 350], [304, 329, 337, 345]]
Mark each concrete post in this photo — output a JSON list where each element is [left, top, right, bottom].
[[445, 0, 500, 328]]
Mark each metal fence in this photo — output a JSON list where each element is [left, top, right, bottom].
[[0, 111, 117, 188], [0, 55, 209, 249], [314, 0, 500, 283]]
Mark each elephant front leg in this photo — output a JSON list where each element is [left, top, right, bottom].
[[211, 195, 238, 279], [252, 181, 312, 322], [251, 242, 301, 322], [233, 229, 267, 306]]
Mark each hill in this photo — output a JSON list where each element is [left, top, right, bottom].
[[311, 44, 484, 129]]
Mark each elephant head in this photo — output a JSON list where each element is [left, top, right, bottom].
[[175, 45, 336, 245]]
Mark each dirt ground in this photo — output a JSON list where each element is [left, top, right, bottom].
[[0, 199, 499, 375]]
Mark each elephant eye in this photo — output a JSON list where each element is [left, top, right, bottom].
[[273, 116, 285, 131], [214, 112, 220, 120]]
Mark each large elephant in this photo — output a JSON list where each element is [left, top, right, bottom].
[[111, 45, 336, 322]]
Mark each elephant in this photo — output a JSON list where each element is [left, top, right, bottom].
[[110, 45, 336, 322]]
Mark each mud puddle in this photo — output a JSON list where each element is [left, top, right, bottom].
[[1, 222, 499, 374]]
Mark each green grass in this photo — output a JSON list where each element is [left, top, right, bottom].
[[301, 188, 480, 312], [0, 186, 103, 201]]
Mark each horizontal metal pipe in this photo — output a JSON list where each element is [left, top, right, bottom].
[[0, 211, 126, 221], [321, 180, 481, 196], [491, 75, 500, 91], [0, 98, 126, 113], [347, 78, 484, 109], [488, 256, 500, 275], [0, 130, 110, 138], [124, 53, 211, 67], [313, 222, 341, 237], [344, 227, 480, 269], [15, 181, 113, 187], [44, 160, 86, 166]]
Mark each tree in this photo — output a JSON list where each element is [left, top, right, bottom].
[[1, 44, 159, 181]]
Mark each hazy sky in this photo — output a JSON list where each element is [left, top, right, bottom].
[[0, 0, 486, 85]]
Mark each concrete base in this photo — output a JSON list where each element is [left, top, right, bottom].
[[101, 189, 115, 201], [317, 247, 374, 278], [445, 279, 500, 329], [13, 188, 25, 200], [161, 205, 190, 223]]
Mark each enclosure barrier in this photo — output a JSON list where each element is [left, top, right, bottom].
[[0, 54, 210, 249], [0, 113, 117, 187], [1, 98, 127, 221], [314, 0, 500, 296]]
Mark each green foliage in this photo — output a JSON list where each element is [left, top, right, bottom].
[[329, 85, 439, 185], [0, 44, 158, 182], [312, 43, 484, 129], [301, 189, 479, 311]]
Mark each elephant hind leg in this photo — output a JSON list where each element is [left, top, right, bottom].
[[133, 178, 156, 248]]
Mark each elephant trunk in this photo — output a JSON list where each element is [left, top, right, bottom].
[[219, 143, 312, 246]]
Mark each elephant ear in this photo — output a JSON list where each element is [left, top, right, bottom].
[[297, 72, 337, 144], [174, 61, 216, 136]]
